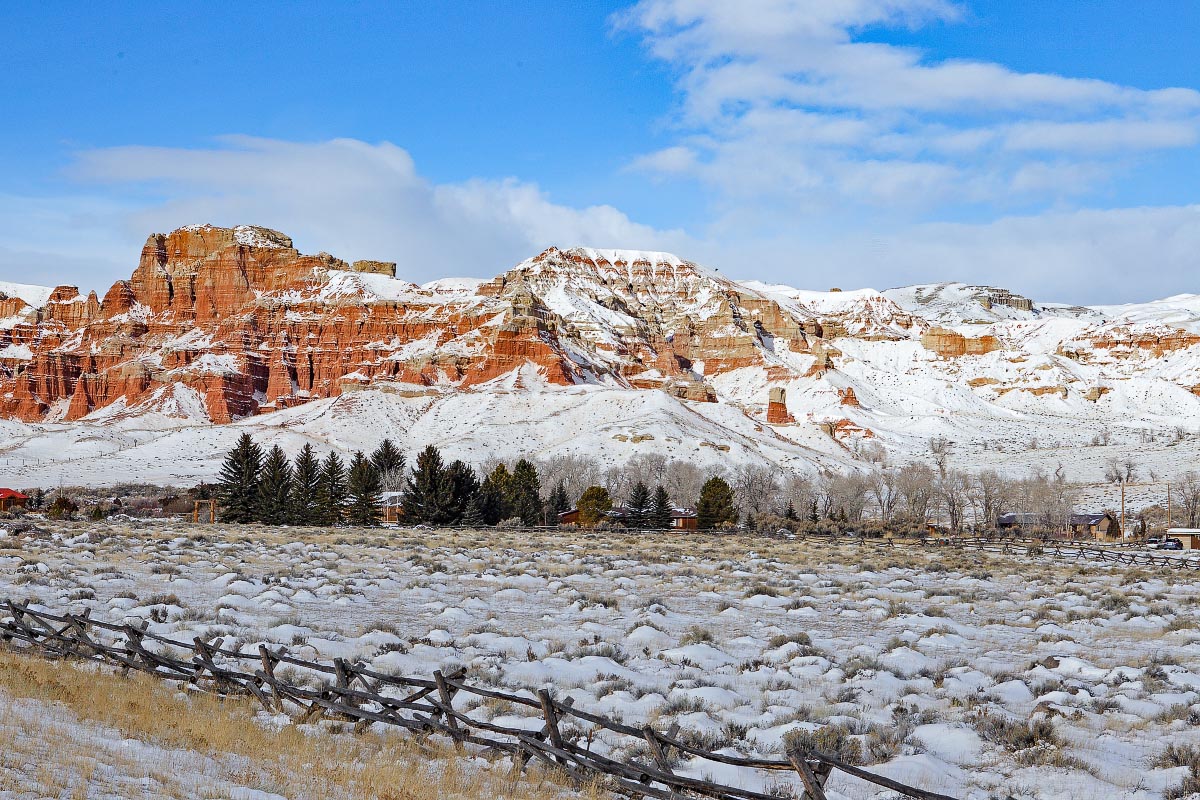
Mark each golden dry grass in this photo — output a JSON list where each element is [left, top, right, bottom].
[[0, 647, 596, 800]]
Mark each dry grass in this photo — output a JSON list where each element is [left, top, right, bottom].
[[0, 647, 594, 800]]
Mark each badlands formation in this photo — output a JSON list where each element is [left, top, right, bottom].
[[1, 224, 1200, 486]]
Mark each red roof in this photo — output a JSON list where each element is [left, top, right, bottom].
[[0, 488, 29, 500]]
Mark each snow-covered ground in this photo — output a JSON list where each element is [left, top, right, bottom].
[[4, 521, 1200, 799]]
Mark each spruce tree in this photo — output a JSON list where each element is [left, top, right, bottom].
[[461, 495, 486, 528], [546, 481, 571, 525], [808, 499, 819, 524], [444, 460, 479, 524], [370, 439, 406, 491], [256, 445, 294, 525], [217, 433, 263, 523], [507, 459, 542, 526], [315, 451, 348, 525], [650, 485, 673, 529], [626, 481, 652, 529], [784, 500, 798, 521], [290, 443, 321, 525], [346, 451, 382, 526], [477, 464, 511, 525], [697, 476, 738, 529], [403, 445, 451, 524]]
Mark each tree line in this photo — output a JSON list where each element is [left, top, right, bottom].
[[215, 435, 740, 528]]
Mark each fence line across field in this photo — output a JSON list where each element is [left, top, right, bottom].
[[0, 600, 957, 800]]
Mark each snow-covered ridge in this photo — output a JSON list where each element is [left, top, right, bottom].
[[0, 280, 55, 309]]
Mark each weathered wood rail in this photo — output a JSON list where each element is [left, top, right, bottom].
[[802, 529, 1200, 570], [0, 600, 958, 800]]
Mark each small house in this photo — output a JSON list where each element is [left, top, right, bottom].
[[380, 491, 404, 524], [0, 488, 29, 512], [558, 508, 581, 525], [1068, 512, 1121, 541], [996, 512, 1043, 531]]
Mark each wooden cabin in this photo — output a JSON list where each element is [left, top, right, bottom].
[[380, 491, 404, 524], [0, 488, 29, 512], [1068, 512, 1121, 541]]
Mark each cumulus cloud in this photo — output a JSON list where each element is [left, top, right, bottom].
[[47, 136, 692, 288], [618, 0, 1200, 208]]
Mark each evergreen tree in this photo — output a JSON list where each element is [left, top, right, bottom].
[[577, 485, 612, 526], [444, 460, 479, 524], [478, 464, 511, 525], [507, 459, 542, 525], [346, 451, 382, 526], [626, 481, 652, 529], [370, 439, 406, 491], [403, 445, 452, 524], [784, 501, 798, 521], [461, 495, 486, 528], [31, 488, 45, 510], [808, 499, 819, 524], [546, 481, 571, 525], [697, 476, 738, 529], [256, 445, 294, 525], [290, 443, 321, 525], [315, 451, 348, 526], [217, 433, 263, 523], [650, 485, 673, 529]]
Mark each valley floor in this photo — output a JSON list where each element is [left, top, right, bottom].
[[3, 521, 1200, 799]]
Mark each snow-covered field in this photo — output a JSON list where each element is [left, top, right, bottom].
[[4, 520, 1200, 799]]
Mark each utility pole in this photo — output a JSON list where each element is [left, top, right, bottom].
[[1168, 482, 1172, 530], [1120, 481, 1125, 539]]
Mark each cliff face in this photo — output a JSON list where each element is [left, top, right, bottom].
[[4, 224, 1200, 433], [0, 228, 828, 424]]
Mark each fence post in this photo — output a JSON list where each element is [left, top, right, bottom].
[[537, 688, 567, 766], [434, 670, 463, 750], [786, 749, 829, 800], [259, 644, 284, 712]]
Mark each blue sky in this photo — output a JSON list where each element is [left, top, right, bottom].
[[3, 1, 1200, 302]]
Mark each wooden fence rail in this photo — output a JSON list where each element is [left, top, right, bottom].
[[0, 600, 957, 800]]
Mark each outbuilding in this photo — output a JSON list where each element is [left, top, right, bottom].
[[1166, 529, 1200, 549]]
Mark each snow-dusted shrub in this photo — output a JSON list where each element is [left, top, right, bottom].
[[782, 724, 863, 764]]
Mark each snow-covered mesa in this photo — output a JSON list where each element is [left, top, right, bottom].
[[7, 237, 1200, 488]]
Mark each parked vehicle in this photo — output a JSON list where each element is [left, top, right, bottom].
[[1157, 538, 1183, 550]]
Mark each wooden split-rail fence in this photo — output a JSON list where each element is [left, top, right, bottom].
[[0, 600, 958, 800], [803, 529, 1200, 570]]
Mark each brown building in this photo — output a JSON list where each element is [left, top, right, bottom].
[[0, 489, 28, 512]]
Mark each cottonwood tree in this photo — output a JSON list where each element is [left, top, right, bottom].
[[537, 455, 601, 504], [968, 470, 1010, 529], [663, 461, 708, 511], [896, 463, 936, 522], [1175, 472, 1200, 528], [733, 464, 782, 518], [868, 467, 899, 522]]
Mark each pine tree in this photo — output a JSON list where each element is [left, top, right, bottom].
[[402, 445, 452, 524], [255, 445, 293, 525], [370, 439, 406, 491], [444, 460, 479, 524], [546, 481, 571, 525], [626, 481, 652, 529], [217, 433, 263, 523], [784, 501, 798, 521], [289, 444, 321, 525], [808, 499, 819, 524], [315, 451, 348, 525], [697, 476, 738, 529], [477, 464, 511, 525], [650, 485, 673, 529], [461, 495, 486, 528], [507, 459, 542, 526], [577, 485, 612, 527], [346, 451, 382, 526]]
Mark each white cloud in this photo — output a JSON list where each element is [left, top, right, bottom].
[[41, 136, 691, 289], [619, 0, 1200, 208]]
